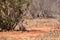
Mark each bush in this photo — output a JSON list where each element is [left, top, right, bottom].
[[0, 0, 29, 31]]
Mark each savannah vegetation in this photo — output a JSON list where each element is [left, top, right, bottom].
[[0, 0, 29, 31]]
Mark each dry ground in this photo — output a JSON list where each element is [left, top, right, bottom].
[[0, 19, 60, 40]]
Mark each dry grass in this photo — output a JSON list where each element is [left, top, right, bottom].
[[0, 19, 60, 40]]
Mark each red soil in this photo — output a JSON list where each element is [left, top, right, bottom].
[[0, 26, 60, 39]]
